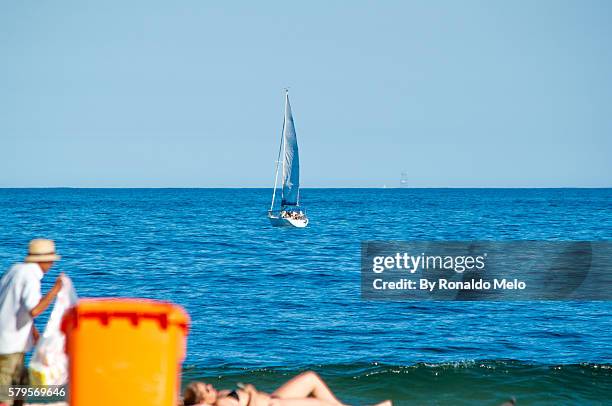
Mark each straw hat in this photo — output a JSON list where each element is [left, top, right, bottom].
[[25, 239, 61, 263]]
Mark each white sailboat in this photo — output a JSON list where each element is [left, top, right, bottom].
[[268, 90, 309, 228]]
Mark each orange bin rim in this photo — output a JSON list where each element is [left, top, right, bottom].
[[61, 298, 190, 332]]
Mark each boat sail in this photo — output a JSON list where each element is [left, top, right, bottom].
[[268, 90, 308, 228]]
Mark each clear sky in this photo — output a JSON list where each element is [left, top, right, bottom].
[[1, 1, 610, 187]]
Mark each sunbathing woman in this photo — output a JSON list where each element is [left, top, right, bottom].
[[182, 370, 391, 406]]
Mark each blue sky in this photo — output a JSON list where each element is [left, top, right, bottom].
[[1, 1, 610, 187]]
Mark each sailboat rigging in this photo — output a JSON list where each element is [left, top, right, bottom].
[[268, 90, 309, 228]]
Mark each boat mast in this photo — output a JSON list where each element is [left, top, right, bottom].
[[270, 90, 287, 211], [281, 90, 289, 207]]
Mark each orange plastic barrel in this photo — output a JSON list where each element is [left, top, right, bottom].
[[61, 298, 190, 406]]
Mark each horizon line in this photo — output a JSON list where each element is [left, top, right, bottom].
[[0, 186, 610, 190]]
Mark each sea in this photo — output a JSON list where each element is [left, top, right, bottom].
[[1, 188, 610, 405]]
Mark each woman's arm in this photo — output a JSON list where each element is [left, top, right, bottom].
[[243, 385, 258, 406], [271, 371, 346, 406]]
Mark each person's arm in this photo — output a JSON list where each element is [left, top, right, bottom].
[[32, 324, 40, 344], [271, 371, 346, 405], [240, 384, 258, 406], [29, 275, 63, 318]]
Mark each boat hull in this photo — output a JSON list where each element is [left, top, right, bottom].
[[268, 215, 308, 228]]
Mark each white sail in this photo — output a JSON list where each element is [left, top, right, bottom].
[[281, 93, 300, 206]]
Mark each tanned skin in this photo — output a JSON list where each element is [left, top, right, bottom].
[[29, 262, 64, 318]]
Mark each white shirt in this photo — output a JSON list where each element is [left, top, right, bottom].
[[0, 263, 43, 354]]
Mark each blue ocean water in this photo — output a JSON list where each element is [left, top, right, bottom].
[[1, 188, 611, 405]]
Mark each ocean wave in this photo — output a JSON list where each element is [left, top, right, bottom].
[[182, 360, 612, 405]]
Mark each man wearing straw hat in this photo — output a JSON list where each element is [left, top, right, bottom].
[[0, 239, 64, 406]]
